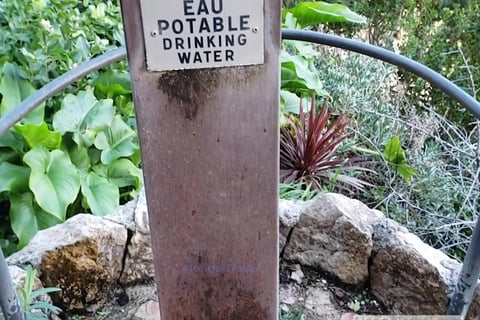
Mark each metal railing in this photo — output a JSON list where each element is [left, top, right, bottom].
[[0, 29, 479, 319]]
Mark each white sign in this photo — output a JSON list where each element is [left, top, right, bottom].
[[139, 0, 264, 71]]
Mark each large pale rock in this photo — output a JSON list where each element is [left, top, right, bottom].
[[370, 219, 461, 315], [279, 199, 311, 227], [105, 195, 138, 231], [119, 189, 156, 284], [284, 193, 383, 286], [279, 199, 312, 254], [7, 214, 127, 313]]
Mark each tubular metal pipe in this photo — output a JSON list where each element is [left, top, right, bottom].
[[0, 47, 126, 137], [0, 249, 23, 320], [447, 224, 480, 317]]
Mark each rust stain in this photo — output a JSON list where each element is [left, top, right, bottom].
[[157, 65, 261, 120], [158, 69, 219, 120]]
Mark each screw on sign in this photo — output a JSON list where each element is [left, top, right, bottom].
[[120, 0, 280, 319]]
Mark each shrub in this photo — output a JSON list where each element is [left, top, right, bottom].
[[0, 0, 139, 255], [315, 49, 479, 260], [329, 0, 480, 128], [280, 96, 370, 192]]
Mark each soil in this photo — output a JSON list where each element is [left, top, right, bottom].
[[65, 262, 390, 319], [279, 260, 391, 316]]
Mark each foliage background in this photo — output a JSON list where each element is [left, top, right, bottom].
[[0, 0, 479, 264]]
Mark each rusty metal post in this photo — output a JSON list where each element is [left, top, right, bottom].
[[119, 0, 280, 318]]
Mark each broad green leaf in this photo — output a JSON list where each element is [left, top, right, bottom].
[[282, 1, 367, 27], [80, 171, 119, 216], [0, 129, 25, 152], [130, 148, 142, 167], [53, 90, 115, 147], [281, 90, 302, 115], [0, 162, 30, 194], [14, 122, 62, 150], [94, 115, 139, 164], [10, 192, 39, 249], [396, 163, 417, 181], [383, 136, 406, 164], [61, 135, 91, 171], [23, 146, 80, 220], [0, 148, 20, 164], [281, 51, 328, 96], [93, 69, 132, 99], [0, 63, 44, 124], [283, 12, 298, 29], [9, 192, 60, 249], [93, 158, 143, 189]]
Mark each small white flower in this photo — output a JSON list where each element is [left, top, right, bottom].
[[40, 19, 53, 33]]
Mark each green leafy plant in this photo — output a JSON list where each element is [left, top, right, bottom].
[[18, 265, 62, 320], [354, 136, 417, 181], [280, 96, 370, 191], [282, 1, 367, 27], [279, 1, 367, 120], [0, 64, 142, 252], [279, 182, 322, 201]]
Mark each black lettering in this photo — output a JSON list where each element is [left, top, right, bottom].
[[178, 52, 191, 64], [225, 50, 234, 61], [172, 20, 183, 34], [227, 16, 238, 31], [238, 34, 247, 46], [204, 50, 212, 62], [213, 17, 223, 32], [239, 15, 250, 30], [185, 18, 195, 33], [214, 50, 222, 62], [183, 0, 194, 15], [199, 18, 211, 33], [157, 20, 169, 35], [225, 34, 234, 46], [193, 51, 202, 63], [194, 37, 204, 49], [163, 38, 172, 50], [211, 0, 223, 14], [175, 38, 184, 50], [197, 0, 208, 14], [206, 35, 215, 47]]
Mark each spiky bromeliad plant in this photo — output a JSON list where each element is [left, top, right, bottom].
[[280, 96, 370, 192]]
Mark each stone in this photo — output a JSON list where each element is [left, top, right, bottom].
[[279, 199, 310, 255], [370, 218, 461, 315], [119, 189, 156, 284], [284, 193, 384, 286], [7, 214, 127, 313], [290, 264, 305, 284], [279, 198, 311, 227], [134, 300, 161, 320], [303, 287, 344, 320], [105, 194, 138, 231], [279, 283, 347, 320]]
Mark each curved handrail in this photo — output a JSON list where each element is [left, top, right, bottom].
[[282, 29, 480, 120], [0, 29, 479, 318], [0, 47, 126, 137]]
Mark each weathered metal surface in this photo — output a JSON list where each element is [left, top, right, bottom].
[[119, 0, 280, 318]]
